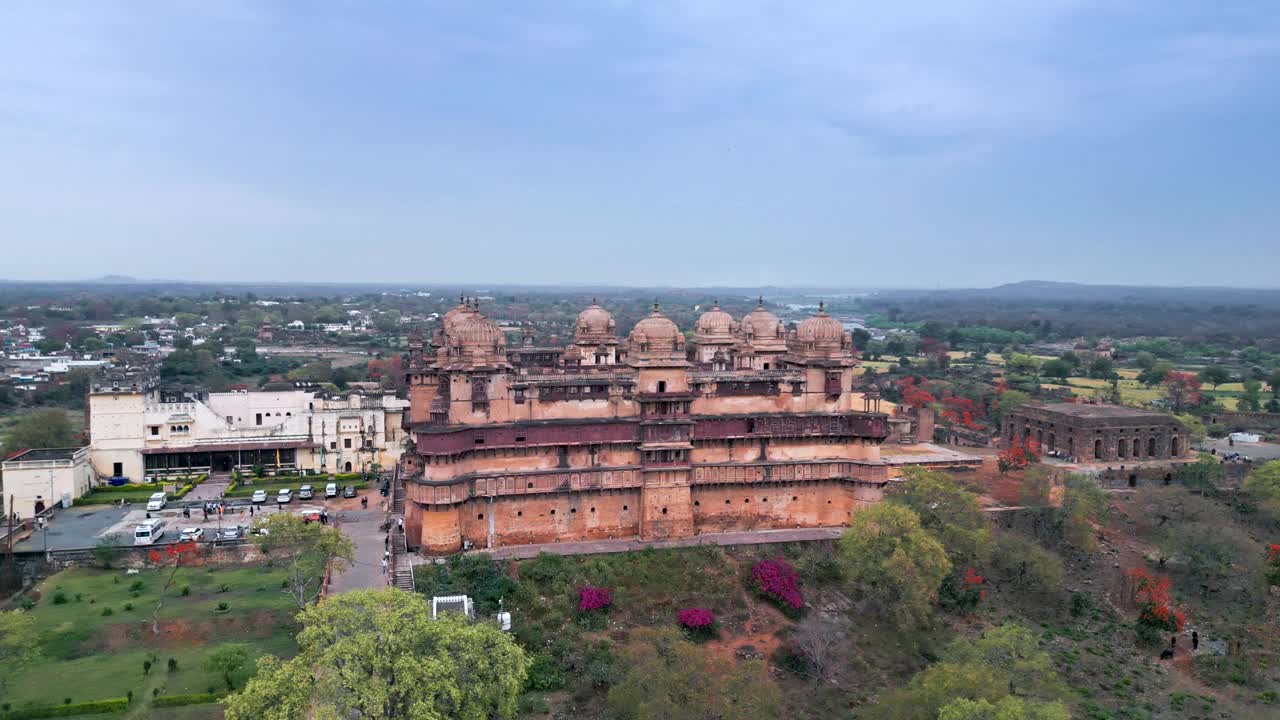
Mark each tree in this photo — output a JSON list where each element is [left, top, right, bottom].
[[838, 503, 950, 628], [1134, 351, 1157, 370], [1176, 414, 1206, 443], [147, 540, 200, 635], [1179, 453, 1225, 494], [606, 627, 782, 720], [0, 610, 41, 696], [997, 437, 1040, 475], [1244, 461, 1280, 517], [206, 643, 250, 689], [991, 389, 1030, 428], [888, 467, 991, 565], [1088, 356, 1115, 379], [789, 615, 842, 684], [1162, 371, 1201, 412], [1198, 364, 1231, 390], [1019, 466, 1053, 507], [1268, 369, 1280, 396], [254, 512, 354, 608], [1238, 380, 1263, 411], [1137, 361, 1174, 387], [3, 409, 75, 451], [225, 589, 527, 720], [1040, 359, 1072, 380], [871, 624, 1068, 720]]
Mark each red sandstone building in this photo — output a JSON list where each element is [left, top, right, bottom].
[[400, 299, 894, 554]]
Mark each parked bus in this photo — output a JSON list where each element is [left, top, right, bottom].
[[133, 518, 167, 545]]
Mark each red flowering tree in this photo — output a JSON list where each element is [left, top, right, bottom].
[[939, 567, 985, 611], [148, 540, 199, 635], [1266, 544, 1280, 587], [1162, 371, 1202, 412], [997, 437, 1041, 475], [1125, 568, 1186, 640], [750, 559, 804, 613], [940, 396, 981, 429], [897, 377, 936, 410], [578, 586, 612, 612]]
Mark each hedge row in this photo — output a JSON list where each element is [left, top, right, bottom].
[[152, 692, 226, 708], [75, 474, 208, 505], [0, 697, 128, 719], [224, 479, 368, 498]]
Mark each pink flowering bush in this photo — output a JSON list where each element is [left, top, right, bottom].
[[578, 586, 612, 612], [751, 559, 804, 612], [678, 607, 715, 629]]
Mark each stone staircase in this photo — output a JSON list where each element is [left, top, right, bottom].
[[388, 466, 413, 591]]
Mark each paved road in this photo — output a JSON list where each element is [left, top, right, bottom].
[[416, 526, 847, 562], [9, 505, 132, 552], [327, 510, 389, 593], [1202, 438, 1280, 461]]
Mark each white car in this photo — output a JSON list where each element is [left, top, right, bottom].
[[276, 488, 293, 504], [179, 527, 204, 542], [251, 490, 268, 504], [325, 483, 338, 498], [146, 492, 168, 511]]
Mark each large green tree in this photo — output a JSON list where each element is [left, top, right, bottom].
[[838, 503, 950, 628], [888, 467, 991, 565], [1198, 364, 1231, 390], [2, 410, 75, 451], [606, 627, 782, 720], [225, 589, 527, 720]]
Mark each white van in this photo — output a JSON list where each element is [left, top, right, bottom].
[[146, 492, 168, 511], [134, 518, 167, 545], [325, 482, 338, 498]]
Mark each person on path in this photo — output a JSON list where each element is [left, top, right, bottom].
[[1192, 631, 1199, 651], [1171, 635, 1177, 649], [384, 535, 390, 550], [381, 557, 387, 573], [397, 517, 404, 533]]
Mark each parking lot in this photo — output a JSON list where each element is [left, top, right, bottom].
[[11, 491, 383, 552]]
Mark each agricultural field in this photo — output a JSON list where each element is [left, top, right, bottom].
[[5, 565, 299, 719]]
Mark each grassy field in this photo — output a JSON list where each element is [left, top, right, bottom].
[[1043, 377, 1241, 409], [6, 566, 298, 717]]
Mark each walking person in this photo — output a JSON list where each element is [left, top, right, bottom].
[[397, 517, 404, 533], [1192, 631, 1199, 651], [381, 557, 388, 573], [1171, 635, 1177, 649]]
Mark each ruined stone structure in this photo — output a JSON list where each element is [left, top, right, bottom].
[[401, 298, 892, 554], [1004, 403, 1191, 463]]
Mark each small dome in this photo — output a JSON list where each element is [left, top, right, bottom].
[[442, 296, 478, 333], [795, 304, 844, 343], [575, 300, 617, 342], [628, 305, 683, 355], [741, 298, 784, 342], [695, 303, 735, 339]]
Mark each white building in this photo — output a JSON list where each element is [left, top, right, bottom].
[[1, 447, 95, 518], [88, 366, 409, 482]]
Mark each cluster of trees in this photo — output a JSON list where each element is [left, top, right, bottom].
[[1, 409, 77, 452]]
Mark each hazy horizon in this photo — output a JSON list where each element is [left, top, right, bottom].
[[4, 2, 1279, 287]]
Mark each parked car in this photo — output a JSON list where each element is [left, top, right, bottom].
[[146, 492, 168, 511], [342, 485, 357, 498], [299, 484, 314, 500], [218, 525, 245, 540], [179, 527, 204, 542], [325, 482, 338, 498], [276, 488, 293, 504], [251, 489, 268, 504], [249, 526, 269, 537]]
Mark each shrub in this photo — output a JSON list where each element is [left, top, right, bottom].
[[123, 603, 133, 611], [101, 607, 113, 617], [524, 653, 567, 691], [180, 585, 190, 597], [677, 607, 715, 629], [517, 693, 550, 716], [938, 568, 985, 611], [216, 601, 229, 612], [167, 658, 178, 672], [151, 692, 226, 708], [578, 586, 612, 612], [750, 558, 804, 610], [143, 660, 152, 675], [51, 591, 68, 605], [128, 580, 144, 593], [19, 599, 35, 610], [0, 697, 129, 719]]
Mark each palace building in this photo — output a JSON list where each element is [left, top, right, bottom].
[[400, 298, 896, 554], [1003, 402, 1191, 463]]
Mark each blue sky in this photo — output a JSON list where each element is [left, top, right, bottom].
[[3, 1, 1278, 287]]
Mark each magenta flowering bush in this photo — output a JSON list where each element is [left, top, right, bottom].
[[578, 586, 612, 612], [677, 607, 716, 629], [751, 559, 804, 610]]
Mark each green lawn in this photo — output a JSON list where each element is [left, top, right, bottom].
[[6, 567, 299, 714]]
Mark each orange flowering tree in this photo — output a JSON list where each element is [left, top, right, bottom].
[[1125, 568, 1186, 642], [998, 437, 1041, 475], [1267, 544, 1280, 587], [897, 377, 936, 410]]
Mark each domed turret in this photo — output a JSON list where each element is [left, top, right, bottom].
[[694, 302, 735, 339], [574, 299, 617, 343], [627, 304, 686, 365], [788, 302, 853, 361], [739, 297, 787, 353]]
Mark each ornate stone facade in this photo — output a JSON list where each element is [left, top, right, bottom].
[[1004, 403, 1191, 464], [402, 299, 890, 554]]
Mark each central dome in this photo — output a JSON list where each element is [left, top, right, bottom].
[[694, 303, 735, 340], [740, 297, 785, 350], [628, 305, 684, 356], [795, 305, 844, 342], [455, 314, 505, 350], [575, 300, 617, 342]]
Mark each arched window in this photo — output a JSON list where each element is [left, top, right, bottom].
[[1094, 439, 1103, 459]]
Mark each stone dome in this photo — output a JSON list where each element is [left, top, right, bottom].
[[454, 314, 505, 350], [575, 300, 617, 342], [442, 296, 478, 333], [740, 298, 785, 346], [628, 305, 684, 354], [795, 304, 845, 343], [694, 303, 736, 339]]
